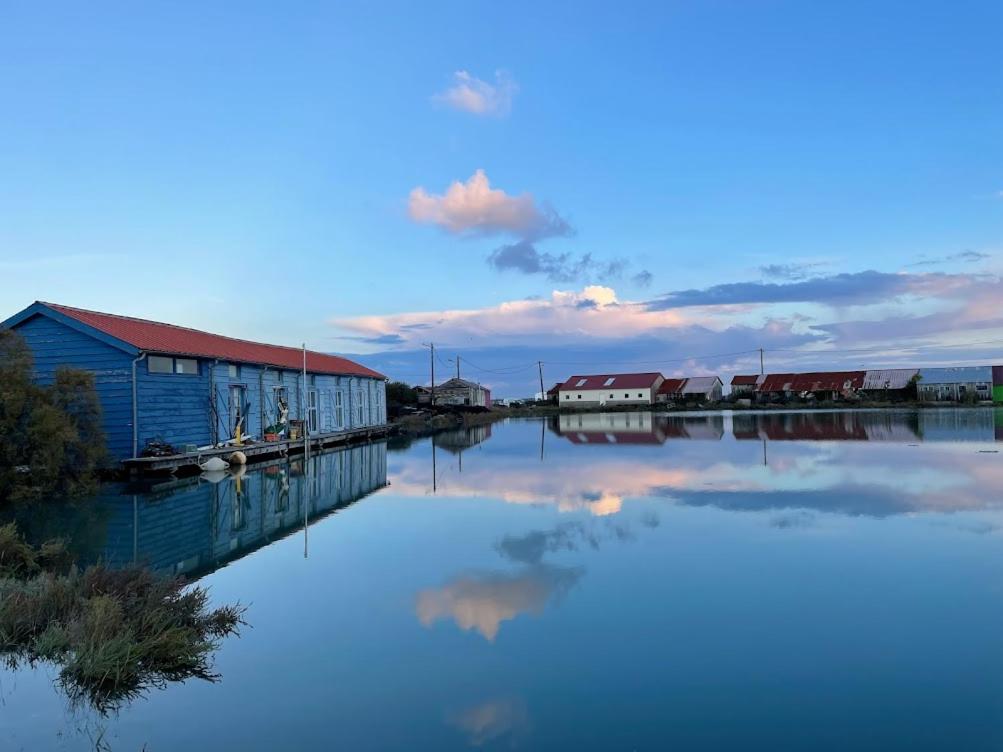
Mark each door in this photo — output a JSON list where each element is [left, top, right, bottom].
[[228, 385, 247, 439]]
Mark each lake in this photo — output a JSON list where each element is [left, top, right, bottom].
[[4, 408, 1003, 751]]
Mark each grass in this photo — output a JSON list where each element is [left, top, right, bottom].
[[0, 522, 245, 713]]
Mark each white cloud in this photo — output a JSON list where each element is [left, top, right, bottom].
[[433, 70, 517, 116], [408, 169, 571, 239]]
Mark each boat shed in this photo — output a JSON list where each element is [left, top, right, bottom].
[[2, 302, 388, 462], [679, 376, 724, 402], [916, 366, 993, 402], [558, 372, 664, 407], [730, 374, 761, 396]]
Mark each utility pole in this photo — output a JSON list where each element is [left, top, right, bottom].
[[422, 343, 435, 405], [759, 348, 764, 375], [538, 361, 545, 401], [456, 355, 460, 380]]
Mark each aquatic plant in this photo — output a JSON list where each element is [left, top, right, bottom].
[[0, 523, 245, 713]]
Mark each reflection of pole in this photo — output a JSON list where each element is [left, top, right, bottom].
[[133, 495, 138, 564], [540, 418, 545, 461], [432, 434, 437, 493], [762, 438, 768, 466]]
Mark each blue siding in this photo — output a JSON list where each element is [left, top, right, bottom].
[[12, 314, 134, 461], [8, 307, 388, 461]]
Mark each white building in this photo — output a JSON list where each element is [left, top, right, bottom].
[[557, 373, 664, 407], [678, 376, 724, 402]]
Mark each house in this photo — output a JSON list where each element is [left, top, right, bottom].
[[655, 378, 686, 403], [916, 366, 993, 402], [679, 376, 724, 402], [2, 302, 387, 461], [730, 374, 761, 396], [756, 371, 864, 401], [860, 368, 919, 400], [557, 372, 664, 407], [546, 383, 562, 402], [994, 366, 1003, 404], [419, 377, 491, 407]]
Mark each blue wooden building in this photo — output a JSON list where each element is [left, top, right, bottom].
[[2, 301, 388, 462]]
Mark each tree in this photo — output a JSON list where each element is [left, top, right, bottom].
[[386, 381, 418, 405], [0, 330, 107, 501]]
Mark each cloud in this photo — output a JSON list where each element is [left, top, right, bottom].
[[759, 262, 828, 281], [632, 270, 654, 288], [488, 241, 629, 283], [907, 250, 991, 267], [645, 270, 980, 310], [408, 169, 572, 240], [433, 70, 517, 116]]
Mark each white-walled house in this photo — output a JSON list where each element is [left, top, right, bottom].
[[557, 373, 664, 407]]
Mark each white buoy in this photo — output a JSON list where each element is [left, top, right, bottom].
[[228, 451, 247, 466], [199, 456, 229, 473]]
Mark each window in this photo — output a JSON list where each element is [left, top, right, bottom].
[[148, 356, 173, 374], [575, 378, 587, 387], [637, 393, 643, 398], [603, 377, 615, 387], [624, 393, 629, 399], [228, 364, 239, 378], [307, 389, 318, 434], [564, 394, 570, 400], [609, 393, 614, 398], [149, 356, 198, 375], [577, 394, 582, 399], [335, 391, 344, 427], [277, 370, 284, 383], [357, 390, 365, 423]]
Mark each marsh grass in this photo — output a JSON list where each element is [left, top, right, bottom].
[[0, 523, 245, 713]]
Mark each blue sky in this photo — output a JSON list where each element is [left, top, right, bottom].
[[1, 1, 1001, 395]]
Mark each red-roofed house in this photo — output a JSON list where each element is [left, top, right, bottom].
[[2, 302, 388, 461], [730, 374, 761, 396], [557, 372, 664, 406]]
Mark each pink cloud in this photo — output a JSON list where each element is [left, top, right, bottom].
[[408, 170, 571, 239], [432, 70, 517, 116]]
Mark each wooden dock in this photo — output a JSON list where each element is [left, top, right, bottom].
[[122, 424, 396, 475]]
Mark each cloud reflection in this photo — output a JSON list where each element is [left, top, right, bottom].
[[449, 696, 531, 747], [416, 564, 583, 642]]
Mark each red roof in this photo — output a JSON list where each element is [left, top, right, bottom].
[[757, 371, 864, 393], [657, 378, 686, 394], [44, 302, 384, 379], [731, 374, 759, 386], [558, 372, 662, 390]]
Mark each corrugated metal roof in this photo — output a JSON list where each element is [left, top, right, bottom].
[[917, 366, 993, 384], [558, 373, 662, 390], [657, 378, 686, 394], [758, 371, 863, 393], [731, 374, 759, 385], [681, 376, 721, 394], [44, 302, 385, 379], [862, 368, 918, 390]]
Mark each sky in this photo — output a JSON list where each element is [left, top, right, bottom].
[[1, 0, 1002, 396]]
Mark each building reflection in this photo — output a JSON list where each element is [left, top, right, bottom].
[[556, 412, 725, 444], [76, 443, 388, 578]]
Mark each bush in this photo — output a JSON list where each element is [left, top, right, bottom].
[[0, 330, 107, 501]]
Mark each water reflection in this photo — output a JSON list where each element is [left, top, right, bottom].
[[397, 409, 1003, 521], [3, 443, 389, 579], [448, 697, 531, 747]]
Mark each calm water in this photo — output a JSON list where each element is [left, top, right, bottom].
[[4, 408, 1003, 751]]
